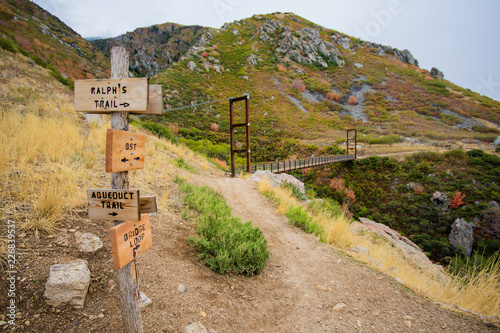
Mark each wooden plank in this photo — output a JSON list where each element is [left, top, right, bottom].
[[132, 84, 163, 115], [87, 189, 140, 221], [140, 196, 157, 214], [75, 78, 149, 113], [109, 214, 152, 270], [106, 129, 146, 173]]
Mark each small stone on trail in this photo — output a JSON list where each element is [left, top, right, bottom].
[[139, 291, 152, 308], [200, 310, 207, 317], [185, 321, 208, 333], [315, 284, 327, 291], [403, 315, 414, 321], [404, 320, 412, 328], [333, 303, 346, 311], [395, 278, 404, 284], [178, 284, 186, 293]]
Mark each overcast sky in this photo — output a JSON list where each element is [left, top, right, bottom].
[[33, 0, 500, 103]]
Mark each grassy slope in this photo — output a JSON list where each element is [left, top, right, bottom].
[[143, 13, 499, 165], [0, 0, 109, 79]]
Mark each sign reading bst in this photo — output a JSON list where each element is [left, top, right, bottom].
[[74, 78, 149, 113]]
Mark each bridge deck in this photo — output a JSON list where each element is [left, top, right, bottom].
[[235, 154, 356, 174]]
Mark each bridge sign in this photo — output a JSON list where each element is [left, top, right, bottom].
[[87, 189, 140, 221], [109, 214, 152, 269], [75, 78, 149, 113]]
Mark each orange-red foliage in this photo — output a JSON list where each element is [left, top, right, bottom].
[[168, 122, 179, 135], [348, 96, 358, 105], [329, 177, 345, 192], [344, 187, 356, 203], [292, 79, 306, 92], [450, 191, 466, 209], [209, 123, 220, 132], [326, 92, 342, 102], [277, 64, 287, 72]]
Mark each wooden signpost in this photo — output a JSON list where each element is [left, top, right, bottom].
[[87, 189, 140, 221], [75, 78, 149, 113], [106, 129, 146, 172], [80, 46, 161, 332], [109, 214, 152, 270]]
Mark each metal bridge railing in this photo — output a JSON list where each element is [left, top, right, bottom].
[[234, 154, 356, 174]]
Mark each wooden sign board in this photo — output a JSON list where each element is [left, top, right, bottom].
[[106, 129, 146, 173], [109, 214, 152, 269], [140, 196, 157, 214], [87, 189, 140, 221], [75, 78, 149, 113], [132, 85, 163, 115]]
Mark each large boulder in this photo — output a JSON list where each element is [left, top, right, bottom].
[[449, 218, 474, 256], [351, 218, 448, 281], [430, 67, 444, 79], [430, 191, 450, 210], [44, 260, 91, 309], [247, 170, 305, 195]]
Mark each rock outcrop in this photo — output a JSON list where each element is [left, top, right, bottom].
[[431, 67, 444, 79], [449, 218, 474, 256], [351, 218, 447, 280], [259, 19, 344, 68], [247, 170, 305, 196], [44, 260, 91, 309], [430, 191, 450, 210]]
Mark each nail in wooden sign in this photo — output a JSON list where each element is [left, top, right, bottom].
[[106, 129, 146, 173], [87, 189, 140, 221], [109, 214, 152, 270], [74, 78, 149, 113]]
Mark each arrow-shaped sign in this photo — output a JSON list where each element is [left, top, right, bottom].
[[134, 157, 140, 161], [108, 212, 118, 217], [119, 102, 130, 108], [121, 157, 129, 163]]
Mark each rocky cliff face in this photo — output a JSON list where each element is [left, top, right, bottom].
[[91, 23, 208, 77]]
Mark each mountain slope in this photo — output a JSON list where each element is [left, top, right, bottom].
[[135, 13, 499, 163], [91, 23, 209, 77], [0, 0, 109, 79]]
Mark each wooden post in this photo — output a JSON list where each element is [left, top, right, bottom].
[[111, 46, 143, 333], [245, 95, 251, 174]]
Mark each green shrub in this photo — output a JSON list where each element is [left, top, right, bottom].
[[286, 206, 323, 236], [0, 37, 17, 53], [280, 181, 306, 202], [190, 214, 269, 275], [172, 158, 196, 173], [175, 176, 269, 275]]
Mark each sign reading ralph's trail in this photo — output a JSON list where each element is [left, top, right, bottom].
[[74, 78, 149, 113], [109, 214, 152, 270], [87, 189, 140, 221]]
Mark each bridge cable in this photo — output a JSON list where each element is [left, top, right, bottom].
[[163, 93, 248, 113]]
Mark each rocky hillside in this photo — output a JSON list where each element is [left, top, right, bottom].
[[130, 12, 500, 163], [91, 23, 209, 77], [0, 0, 109, 80]]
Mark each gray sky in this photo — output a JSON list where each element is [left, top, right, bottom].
[[33, 0, 500, 103]]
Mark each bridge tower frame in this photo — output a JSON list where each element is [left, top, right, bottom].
[[230, 94, 251, 177], [346, 128, 357, 158]]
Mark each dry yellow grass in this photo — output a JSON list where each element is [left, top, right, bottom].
[[258, 178, 500, 318]]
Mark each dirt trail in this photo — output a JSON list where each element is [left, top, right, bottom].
[[138, 174, 493, 332], [8, 173, 494, 332]]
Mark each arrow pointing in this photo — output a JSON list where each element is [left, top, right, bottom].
[[134, 157, 140, 161], [108, 212, 118, 217], [121, 157, 129, 163], [119, 102, 130, 108]]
